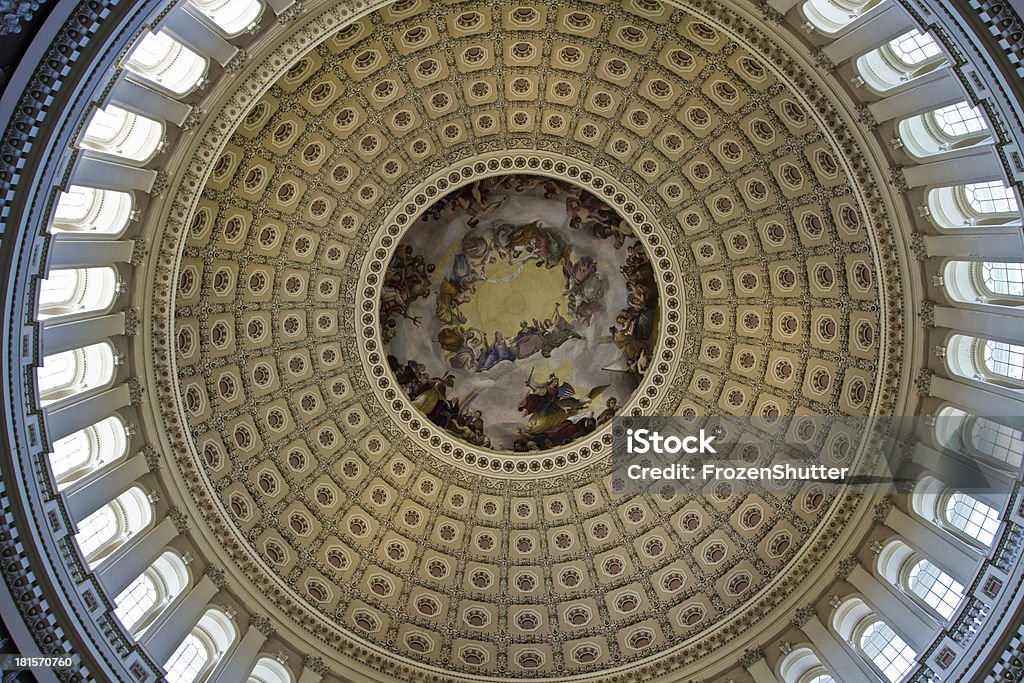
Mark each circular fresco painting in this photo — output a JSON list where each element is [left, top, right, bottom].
[[381, 174, 658, 451]]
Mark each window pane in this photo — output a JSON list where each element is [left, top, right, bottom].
[[860, 621, 916, 682], [114, 573, 158, 633], [807, 676, 835, 683], [965, 182, 1019, 214], [970, 418, 1024, 467], [981, 262, 1024, 297], [908, 560, 965, 619], [75, 505, 118, 559], [933, 102, 987, 137], [983, 340, 1024, 381], [889, 30, 941, 66], [945, 492, 1001, 546], [164, 633, 209, 683]]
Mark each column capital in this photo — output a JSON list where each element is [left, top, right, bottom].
[[791, 604, 815, 628]]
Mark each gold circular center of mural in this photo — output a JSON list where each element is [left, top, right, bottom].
[[382, 174, 658, 452]]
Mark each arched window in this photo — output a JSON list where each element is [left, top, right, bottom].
[[967, 417, 1024, 468], [945, 334, 1024, 389], [888, 30, 942, 66], [980, 262, 1024, 298], [801, 0, 885, 35], [944, 491, 1000, 546], [982, 340, 1024, 383], [74, 486, 152, 566], [899, 102, 991, 159], [943, 261, 1024, 305], [907, 559, 964, 619], [125, 31, 208, 95], [833, 597, 917, 682], [37, 266, 119, 319], [164, 608, 237, 683], [855, 29, 946, 93], [115, 551, 190, 637], [51, 185, 134, 235], [934, 406, 1024, 469], [37, 341, 117, 405], [876, 538, 967, 621], [927, 183, 1021, 229], [779, 645, 835, 683], [188, 0, 264, 37], [860, 621, 917, 681], [248, 656, 293, 683], [966, 181, 1019, 215], [81, 104, 164, 163], [49, 415, 130, 485]]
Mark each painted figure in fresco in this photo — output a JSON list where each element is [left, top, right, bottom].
[[477, 331, 517, 371], [540, 305, 584, 358], [380, 246, 436, 341], [597, 397, 620, 425], [516, 373, 608, 447], [411, 373, 455, 420], [512, 320, 545, 359]]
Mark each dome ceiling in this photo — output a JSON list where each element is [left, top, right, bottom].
[[383, 174, 656, 451], [154, 0, 908, 678]]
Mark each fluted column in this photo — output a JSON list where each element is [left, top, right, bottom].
[[930, 376, 1024, 418], [747, 656, 781, 683], [208, 621, 268, 683], [902, 147, 1002, 189], [43, 384, 131, 442], [298, 656, 326, 683], [867, 69, 963, 122], [160, 8, 239, 66], [95, 517, 178, 597], [922, 234, 1024, 259], [42, 314, 125, 356], [800, 614, 871, 681], [63, 452, 148, 523], [912, 441, 1011, 508], [935, 308, 1024, 344], [847, 565, 934, 651], [70, 155, 157, 193], [48, 238, 134, 268], [821, 2, 916, 64], [884, 507, 980, 584], [140, 573, 219, 665], [108, 79, 192, 128]]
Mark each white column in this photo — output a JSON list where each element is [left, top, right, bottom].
[[931, 376, 1024, 418], [70, 156, 157, 193], [140, 574, 218, 665], [801, 615, 873, 682], [48, 238, 134, 268], [748, 657, 781, 683], [43, 384, 131, 442], [867, 69, 963, 122], [885, 507, 980, 584], [42, 313, 125, 356], [109, 79, 192, 128], [265, 0, 295, 14], [923, 234, 1024, 259], [64, 453, 148, 523], [160, 9, 239, 66], [848, 565, 935, 652], [95, 517, 178, 597], [208, 625, 266, 683], [902, 147, 1002, 189], [935, 309, 1024, 344], [822, 3, 916, 64], [912, 442, 1012, 508]]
